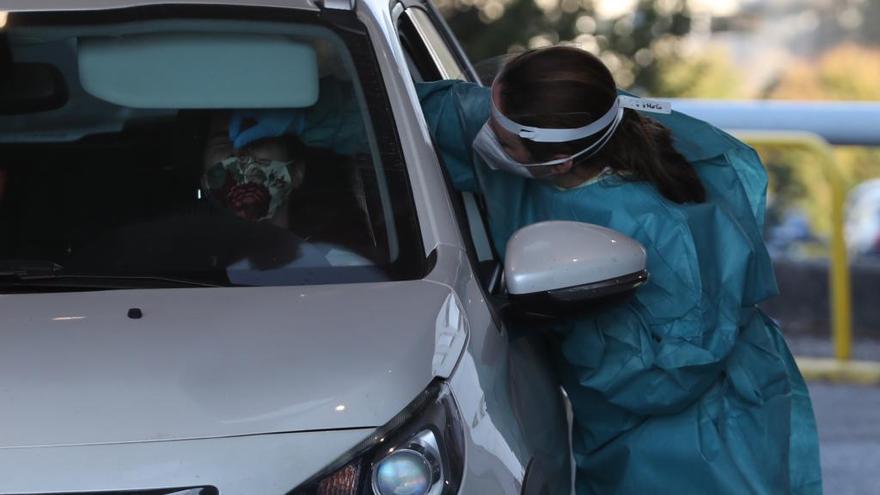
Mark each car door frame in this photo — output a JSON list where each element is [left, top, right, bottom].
[[394, 1, 502, 287], [391, 5, 575, 494]]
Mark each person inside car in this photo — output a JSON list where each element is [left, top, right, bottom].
[[201, 115, 306, 227], [202, 114, 381, 284]]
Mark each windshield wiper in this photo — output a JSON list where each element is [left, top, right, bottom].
[[0, 271, 222, 289], [0, 259, 65, 278], [21, 274, 219, 288], [0, 260, 224, 289]]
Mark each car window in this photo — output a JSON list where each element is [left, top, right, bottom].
[[397, 6, 498, 277], [397, 8, 443, 82], [398, 8, 464, 81], [0, 6, 424, 290]]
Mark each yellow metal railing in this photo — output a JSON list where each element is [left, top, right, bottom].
[[733, 130, 853, 361]]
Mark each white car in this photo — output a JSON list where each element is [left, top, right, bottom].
[[846, 179, 880, 257], [0, 1, 647, 494]]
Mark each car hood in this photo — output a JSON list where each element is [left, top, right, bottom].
[[0, 281, 466, 448]]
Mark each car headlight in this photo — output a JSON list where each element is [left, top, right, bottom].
[[289, 381, 464, 495]]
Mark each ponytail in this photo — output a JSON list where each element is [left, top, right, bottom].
[[608, 110, 706, 204]]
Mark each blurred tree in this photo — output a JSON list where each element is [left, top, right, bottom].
[[652, 45, 745, 98], [753, 143, 833, 239], [756, 43, 880, 243], [859, 0, 880, 45], [435, 0, 692, 92], [766, 43, 880, 101]]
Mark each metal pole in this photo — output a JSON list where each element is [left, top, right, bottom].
[[734, 131, 853, 361]]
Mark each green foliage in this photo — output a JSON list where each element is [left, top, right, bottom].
[[651, 46, 745, 98], [437, 0, 691, 92], [757, 44, 880, 239], [766, 44, 880, 101], [754, 144, 834, 238]]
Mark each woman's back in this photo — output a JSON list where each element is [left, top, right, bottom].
[[427, 81, 822, 492]]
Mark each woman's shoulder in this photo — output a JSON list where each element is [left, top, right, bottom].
[[548, 175, 691, 238], [593, 174, 689, 214], [416, 80, 489, 109]]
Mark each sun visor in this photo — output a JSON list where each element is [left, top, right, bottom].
[[78, 33, 319, 109]]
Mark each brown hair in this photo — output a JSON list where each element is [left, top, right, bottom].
[[495, 47, 706, 204]]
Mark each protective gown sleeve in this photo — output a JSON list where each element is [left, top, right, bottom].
[[558, 184, 740, 417], [555, 110, 780, 419], [285, 78, 489, 194], [415, 80, 491, 193], [297, 77, 371, 156]]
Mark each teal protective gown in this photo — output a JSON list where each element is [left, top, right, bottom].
[[244, 78, 823, 494]]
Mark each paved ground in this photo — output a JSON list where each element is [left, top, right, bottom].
[[808, 381, 880, 494], [787, 335, 880, 361]]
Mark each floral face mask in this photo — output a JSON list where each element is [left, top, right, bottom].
[[202, 154, 294, 221]]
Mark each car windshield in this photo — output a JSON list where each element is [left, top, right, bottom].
[[0, 6, 423, 290]]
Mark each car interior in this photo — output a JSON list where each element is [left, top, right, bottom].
[[0, 115, 379, 260], [0, 18, 414, 287]]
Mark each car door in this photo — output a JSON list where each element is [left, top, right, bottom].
[[392, 5, 574, 493]]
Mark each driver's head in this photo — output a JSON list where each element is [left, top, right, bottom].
[[202, 118, 305, 223]]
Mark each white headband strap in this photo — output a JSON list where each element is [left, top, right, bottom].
[[492, 94, 672, 143]]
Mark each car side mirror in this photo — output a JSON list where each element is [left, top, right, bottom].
[[503, 221, 648, 316]]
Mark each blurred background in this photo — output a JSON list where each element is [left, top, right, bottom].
[[437, 1, 880, 493]]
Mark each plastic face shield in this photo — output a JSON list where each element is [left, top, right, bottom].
[[473, 94, 672, 178]]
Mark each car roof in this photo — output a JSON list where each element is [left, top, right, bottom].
[[0, 0, 321, 13]]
